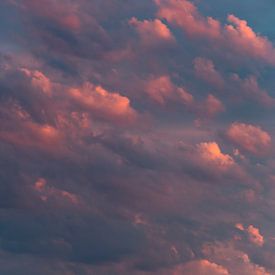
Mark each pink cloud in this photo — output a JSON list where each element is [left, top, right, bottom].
[[0, 122, 63, 153], [225, 15, 275, 64], [20, 68, 52, 95], [155, 0, 275, 64], [230, 74, 275, 106], [146, 76, 223, 119], [69, 82, 138, 124], [173, 260, 229, 275], [202, 94, 225, 117], [14, 0, 81, 31], [155, 0, 221, 39], [146, 75, 193, 105], [226, 123, 271, 156], [129, 17, 175, 46], [193, 57, 224, 88], [202, 242, 270, 275]]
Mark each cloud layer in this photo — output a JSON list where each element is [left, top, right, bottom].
[[0, 0, 275, 274]]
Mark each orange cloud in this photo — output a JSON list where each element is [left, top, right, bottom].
[[69, 82, 137, 123], [0, 123, 60, 146], [226, 123, 271, 156], [197, 142, 234, 168], [155, 0, 275, 64], [235, 223, 264, 246], [247, 225, 264, 247]]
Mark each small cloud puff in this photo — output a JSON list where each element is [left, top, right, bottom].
[[197, 142, 234, 168], [235, 223, 264, 246]]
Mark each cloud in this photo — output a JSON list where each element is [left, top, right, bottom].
[[230, 75, 275, 106], [247, 225, 265, 247], [34, 178, 79, 205], [155, 0, 275, 64], [235, 223, 265, 247], [226, 123, 271, 156], [11, 0, 81, 31], [155, 0, 221, 39], [145, 75, 193, 106], [202, 242, 270, 275], [0, 120, 63, 154], [1, 1, 275, 274], [193, 57, 224, 88], [197, 142, 234, 168], [20, 68, 52, 95], [173, 259, 229, 275], [129, 17, 175, 47], [200, 94, 225, 117], [69, 82, 138, 123]]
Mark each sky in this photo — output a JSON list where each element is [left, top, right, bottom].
[[1, 0, 275, 274]]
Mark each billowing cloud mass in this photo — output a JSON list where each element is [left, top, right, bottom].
[[155, 0, 275, 64], [1, 0, 275, 274]]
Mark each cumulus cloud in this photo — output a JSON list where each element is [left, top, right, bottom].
[[155, 0, 275, 64], [197, 142, 234, 168], [129, 17, 175, 46], [247, 225, 265, 247], [230, 75, 275, 106], [1, 0, 275, 274], [146, 75, 193, 106], [173, 260, 229, 275], [235, 223, 265, 247], [226, 123, 271, 156], [201, 94, 225, 117], [202, 242, 270, 275], [11, 0, 81, 30], [0, 120, 63, 154], [193, 57, 224, 88], [155, 0, 221, 39], [69, 82, 137, 123], [20, 68, 52, 95]]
